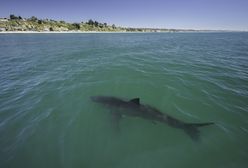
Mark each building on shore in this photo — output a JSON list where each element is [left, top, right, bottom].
[[0, 27, 6, 31], [0, 18, 8, 22]]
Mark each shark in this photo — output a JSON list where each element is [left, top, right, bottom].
[[91, 96, 214, 141]]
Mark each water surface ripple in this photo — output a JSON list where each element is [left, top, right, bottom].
[[0, 33, 248, 168]]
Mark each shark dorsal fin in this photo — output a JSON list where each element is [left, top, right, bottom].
[[129, 98, 140, 105]]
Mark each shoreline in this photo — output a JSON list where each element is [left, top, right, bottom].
[[0, 31, 169, 34], [0, 31, 130, 34], [0, 30, 246, 34]]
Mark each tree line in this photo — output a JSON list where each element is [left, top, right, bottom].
[[8, 14, 116, 29]]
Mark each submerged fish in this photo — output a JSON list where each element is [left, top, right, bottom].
[[91, 96, 214, 141]]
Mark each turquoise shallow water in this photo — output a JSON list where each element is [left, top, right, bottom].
[[0, 32, 248, 168]]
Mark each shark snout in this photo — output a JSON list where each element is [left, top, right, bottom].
[[90, 96, 98, 102], [90, 96, 106, 103]]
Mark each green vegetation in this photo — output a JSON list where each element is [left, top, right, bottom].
[[0, 14, 183, 32]]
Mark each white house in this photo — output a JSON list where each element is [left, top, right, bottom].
[[0, 27, 6, 31], [0, 18, 8, 22]]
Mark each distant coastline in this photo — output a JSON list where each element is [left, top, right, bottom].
[[0, 30, 181, 33], [1, 15, 245, 33], [0, 14, 202, 33]]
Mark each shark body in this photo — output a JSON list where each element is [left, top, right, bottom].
[[91, 96, 214, 140]]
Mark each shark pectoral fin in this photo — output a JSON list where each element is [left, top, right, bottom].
[[129, 98, 140, 105], [111, 112, 122, 132], [111, 112, 122, 121]]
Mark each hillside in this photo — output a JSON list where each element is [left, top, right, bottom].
[[0, 15, 179, 32]]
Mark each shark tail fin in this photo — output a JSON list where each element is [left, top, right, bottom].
[[183, 122, 214, 141]]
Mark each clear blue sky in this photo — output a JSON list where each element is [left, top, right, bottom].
[[1, 0, 248, 30]]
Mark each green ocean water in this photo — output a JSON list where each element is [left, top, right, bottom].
[[0, 32, 248, 168]]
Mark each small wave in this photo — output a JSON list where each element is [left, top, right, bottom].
[[173, 103, 199, 119]]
